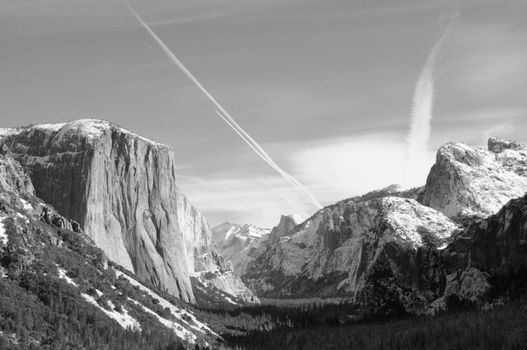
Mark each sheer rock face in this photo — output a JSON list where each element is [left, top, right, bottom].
[[0, 120, 218, 303], [421, 139, 527, 220], [243, 195, 459, 307]]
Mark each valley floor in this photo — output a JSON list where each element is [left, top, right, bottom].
[[221, 301, 527, 350]]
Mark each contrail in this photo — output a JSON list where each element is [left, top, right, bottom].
[[123, 1, 322, 210], [404, 13, 458, 187], [260, 177, 302, 214], [215, 110, 322, 209]]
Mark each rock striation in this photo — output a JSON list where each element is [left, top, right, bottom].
[[0, 119, 241, 303]]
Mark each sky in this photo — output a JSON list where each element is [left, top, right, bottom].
[[1, 0, 526, 227]]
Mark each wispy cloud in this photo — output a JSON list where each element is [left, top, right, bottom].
[[292, 134, 435, 204]]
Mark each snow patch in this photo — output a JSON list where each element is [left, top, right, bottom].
[[53, 119, 109, 142], [0, 216, 8, 245], [0, 128, 17, 138], [20, 199, 32, 211], [16, 213, 29, 223], [82, 293, 141, 331], [437, 243, 448, 250], [115, 270, 217, 339], [57, 268, 78, 287], [129, 298, 197, 342], [223, 296, 238, 305], [383, 197, 459, 248]]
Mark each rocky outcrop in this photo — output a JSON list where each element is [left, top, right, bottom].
[[243, 193, 460, 306], [269, 215, 303, 241], [0, 119, 225, 303], [488, 137, 522, 154], [421, 139, 527, 220]]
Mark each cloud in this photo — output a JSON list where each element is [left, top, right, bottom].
[[291, 134, 435, 204], [177, 173, 314, 228], [178, 133, 440, 228]]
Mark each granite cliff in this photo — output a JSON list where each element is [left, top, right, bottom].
[[0, 119, 249, 304], [238, 139, 527, 316], [421, 138, 527, 220], [243, 191, 459, 306]]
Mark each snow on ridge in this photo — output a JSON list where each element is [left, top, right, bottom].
[[30, 123, 67, 132], [53, 119, 109, 141], [0, 128, 17, 138], [129, 299, 197, 342], [82, 293, 141, 331], [115, 270, 218, 339], [213, 223, 270, 244], [383, 197, 459, 247]]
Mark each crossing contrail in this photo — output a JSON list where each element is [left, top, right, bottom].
[[215, 110, 322, 209], [404, 13, 458, 187], [123, 1, 322, 210]]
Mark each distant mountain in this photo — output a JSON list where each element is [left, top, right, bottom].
[[239, 138, 527, 317], [211, 215, 305, 277], [212, 222, 270, 276], [243, 193, 459, 302]]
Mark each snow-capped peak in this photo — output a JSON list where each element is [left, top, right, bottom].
[[212, 222, 270, 245]]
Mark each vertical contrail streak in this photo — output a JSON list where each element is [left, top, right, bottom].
[[404, 14, 458, 187], [123, 1, 322, 210]]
